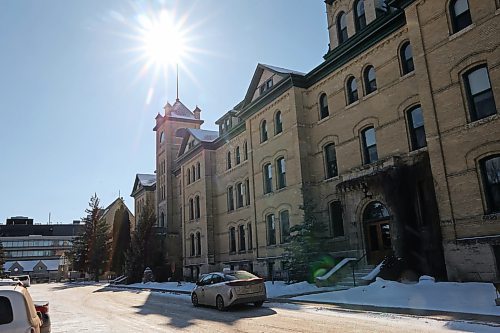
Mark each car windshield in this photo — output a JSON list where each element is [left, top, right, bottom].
[[224, 271, 258, 281]]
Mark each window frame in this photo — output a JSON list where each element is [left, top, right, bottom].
[[189, 198, 194, 221], [275, 110, 283, 134], [227, 151, 232, 170], [235, 146, 241, 165], [263, 163, 273, 194], [266, 214, 276, 246], [319, 93, 329, 119], [361, 127, 378, 164], [407, 105, 427, 151], [450, 0, 472, 34], [279, 210, 290, 243], [354, 0, 367, 32], [337, 12, 348, 44], [238, 225, 246, 251], [236, 182, 244, 208], [480, 154, 500, 214], [346, 76, 359, 105], [329, 201, 345, 238], [195, 195, 200, 219], [229, 227, 236, 253], [196, 232, 201, 256], [324, 143, 339, 179], [227, 186, 235, 212], [463, 65, 497, 122], [276, 157, 286, 189], [261, 120, 268, 143], [364, 66, 377, 95], [400, 41, 414, 75]]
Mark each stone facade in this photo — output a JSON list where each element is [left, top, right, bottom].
[[149, 0, 500, 282]]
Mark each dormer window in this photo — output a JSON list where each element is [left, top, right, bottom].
[[188, 140, 195, 149], [259, 79, 273, 95], [225, 118, 231, 130]]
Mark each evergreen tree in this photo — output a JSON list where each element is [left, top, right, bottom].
[[0, 240, 6, 277], [124, 202, 156, 283], [110, 204, 131, 276], [70, 194, 110, 281], [284, 189, 328, 282]]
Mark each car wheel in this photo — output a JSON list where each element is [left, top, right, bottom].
[[216, 295, 225, 311], [191, 293, 199, 307], [254, 301, 264, 308]]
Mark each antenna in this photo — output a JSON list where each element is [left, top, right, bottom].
[[176, 63, 179, 101]]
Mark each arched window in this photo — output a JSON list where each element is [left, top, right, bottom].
[[236, 182, 244, 208], [160, 212, 165, 227], [275, 111, 283, 134], [159, 131, 165, 144], [227, 186, 234, 211], [266, 214, 276, 245], [319, 93, 329, 119], [363, 201, 390, 221], [346, 76, 359, 105], [324, 143, 338, 179], [280, 210, 290, 243], [480, 155, 500, 213], [239, 225, 246, 251], [235, 146, 241, 165], [361, 127, 378, 164], [189, 198, 194, 220], [337, 12, 348, 44], [192, 165, 196, 180], [196, 232, 201, 255], [400, 42, 414, 75], [354, 0, 367, 32], [407, 105, 427, 150], [196, 162, 201, 179], [195, 195, 200, 219], [276, 157, 286, 189], [227, 151, 232, 170], [229, 227, 236, 253], [190, 234, 195, 256], [261, 120, 268, 143], [243, 141, 248, 160], [187, 168, 191, 184], [464, 65, 497, 121], [364, 66, 377, 94], [245, 178, 251, 206], [247, 222, 253, 250], [263, 163, 273, 194], [329, 201, 344, 237], [450, 0, 472, 34]]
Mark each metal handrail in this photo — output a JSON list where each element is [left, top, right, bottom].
[[351, 253, 368, 287]]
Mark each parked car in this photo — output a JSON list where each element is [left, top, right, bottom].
[[0, 284, 51, 333], [191, 270, 266, 311], [11, 275, 31, 288]]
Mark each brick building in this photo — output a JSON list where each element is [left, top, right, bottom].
[[143, 0, 499, 282]]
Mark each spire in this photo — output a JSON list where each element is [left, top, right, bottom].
[[176, 63, 179, 101]]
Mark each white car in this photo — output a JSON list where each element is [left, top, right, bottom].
[[0, 284, 51, 333], [191, 270, 267, 311], [11, 275, 31, 288]]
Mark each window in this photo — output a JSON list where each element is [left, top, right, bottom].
[[277, 157, 286, 189], [245, 178, 251, 205], [464, 65, 497, 121], [195, 196, 200, 219], [160, 212, 165, 227], [0, 296, 14, 325], [354, 0, 367, 32], [247, 223, 253, 250], [450, 0, 472, 34], [480, 155, 500, 213], [239, 225, 246, 251], [159, 131, 165, 144], [235, 147, 241, 165], [190, 234, 195, 256], [324, 143, 338, 179], [229, 227, 236, 253], [189, 198, 194, 220], [408, 106, 427, 150], [263, 163, 273, 194], [260, 79, 273, 95], [227, 186, 234, 211], [227, 151, 232, 170], [400, 42, 414, 75], [236, 183, 244, 208], [329, 201, 345, 237], [267, 214, 276, 245], [187, 168, 191, 184], [364, 66, 377, 94], [275, 111, 283, 134], [347, 76, 359, 104], [196, 232, 201, 255], [261, 120, 268, 143], [280, 210, 290, 243], [337, 12, 348, 44], [319, 93, 329, 119], [362, 127, 378, 164], [243, 141, 248, 160], [196, 162, 201, 179]]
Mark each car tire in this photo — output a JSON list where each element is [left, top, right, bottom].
[[254, 301, 264, 308], [191, 293, 199, 307], [216, 295, 225, 311]]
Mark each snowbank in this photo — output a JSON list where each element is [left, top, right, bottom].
[[293, 277, 499, 316], [126, 281, 196, 292]]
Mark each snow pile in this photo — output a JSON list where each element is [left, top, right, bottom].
[[265, 281, 339, 297], [127, 281, 196, 292], [293, 277, 499, 316], [361, 262, 382, 281]]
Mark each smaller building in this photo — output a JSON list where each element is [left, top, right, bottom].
[[4, 259, 60, 282], [6, 216, 33, 225]]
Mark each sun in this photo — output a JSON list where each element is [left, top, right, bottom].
[[138, 10, 188, 69]]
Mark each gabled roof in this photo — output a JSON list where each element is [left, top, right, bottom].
[[131, 174, 156, 197], [4, 259, 60, 272], [177, 128, 219, 159], [241, 63, 305, 108]]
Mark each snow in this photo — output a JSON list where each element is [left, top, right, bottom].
[[316, 257, 356, 281], [188, 128, 219, 142], [137, 174, 156, 187], [127, 281, 196, 293], [293, 277, 500, 316], [260, 63, 306, 76]]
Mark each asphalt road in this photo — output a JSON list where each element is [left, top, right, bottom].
[[27, 283, 496, 332]]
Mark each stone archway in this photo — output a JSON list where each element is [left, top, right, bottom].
[[363, 201, 392, 265]]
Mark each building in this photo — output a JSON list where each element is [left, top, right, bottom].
[[149, 0, 499, 282], [130, 173, 156, 222], [0, 219, 85, 280], [6, 216, 34, 225]]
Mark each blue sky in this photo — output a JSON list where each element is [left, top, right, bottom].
[[0, 0, 328, 224]]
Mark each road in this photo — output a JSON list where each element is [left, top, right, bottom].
[[28, 283, 497, 332]]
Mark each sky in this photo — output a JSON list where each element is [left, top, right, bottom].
[[0, 0, 328, 224]]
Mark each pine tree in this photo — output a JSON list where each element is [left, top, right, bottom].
[[124, 202, 156, 283], [0, 240, 6, 277], [110, 204, 131, 276], [284, 189, 328, 283]]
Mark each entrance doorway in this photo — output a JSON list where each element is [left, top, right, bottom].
[[363, 201, 392, 265]]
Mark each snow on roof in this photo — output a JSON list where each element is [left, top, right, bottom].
[[260, 63, 305, 76], [42, 259, 60, 271], [188, 128, 219, 143], [4, 259, 60, 272], [7, 260, 39, 272], [137, 174, 156, 187], [166, 99, 196, 119]]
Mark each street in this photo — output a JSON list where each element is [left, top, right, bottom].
[[27, 283, 497, 332]]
